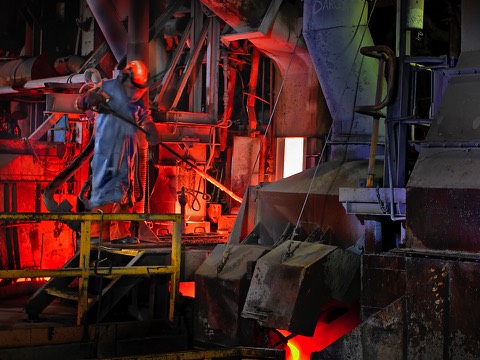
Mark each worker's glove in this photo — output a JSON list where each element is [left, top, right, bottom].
[[75, 91, 107, 112], [142, 120, 162, 145]]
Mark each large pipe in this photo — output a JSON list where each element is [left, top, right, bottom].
[[85, 0, 128, 62], [0, 53, 65, 87], [53, 55, 86, 74], [149, 0, 169, 78], [246, 48, 260, 135], [0, 57, 37, 87], [0, 55, 86, 93], [128, 0, 150, 214], [128, 0, 149, 62]]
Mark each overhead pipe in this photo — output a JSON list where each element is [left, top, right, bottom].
[[0, 53, 72, 87], [85, 0, 128, 63], [149, 0, 169, 80], [246, 48, 260, 136], [405, 0, 425, 30], [128, 0, 149, 62], [128, 0, 149, 214], [219, 47, 236, 151], [0, 57, 38, 87], [53, 55, 86, 74], [206, 17, 220, 123], [149, 0, 186, 41]]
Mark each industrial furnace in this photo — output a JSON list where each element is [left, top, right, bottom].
[[0, 0, 478, 360]]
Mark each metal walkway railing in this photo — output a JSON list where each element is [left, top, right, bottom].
[[0, 212, 182, 325]]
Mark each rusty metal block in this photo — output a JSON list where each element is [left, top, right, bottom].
[[217, 215, 237, 233], [194, 243, 270, 347], [241, 241, 360, 336], [312, 297, 405, 360], [361, 254, 406, 320]]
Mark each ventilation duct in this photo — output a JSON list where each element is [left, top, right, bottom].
[[303, 0, 384, 161]]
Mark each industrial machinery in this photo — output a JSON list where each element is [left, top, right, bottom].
[[0, 0, 478, 359]]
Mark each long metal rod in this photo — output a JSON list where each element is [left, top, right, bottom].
[[367, 55, 386, 188], [0, 265, 178, 278], [0, 212, 181, 222]]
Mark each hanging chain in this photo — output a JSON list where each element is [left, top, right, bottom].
[[376, 185, 390, 213], [217, 245, 232, 273]]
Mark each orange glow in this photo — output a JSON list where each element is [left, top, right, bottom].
[[179, 281, 195, 297], [278, 301, 360, 360], [287, 342, 300, 360], [16, 277, 51, 282]]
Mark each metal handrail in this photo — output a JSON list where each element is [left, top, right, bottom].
[[0, 212, 182, 325]]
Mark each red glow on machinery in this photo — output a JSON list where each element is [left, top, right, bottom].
[[179, 281, 195, 298], [278, 301, 360, 360]]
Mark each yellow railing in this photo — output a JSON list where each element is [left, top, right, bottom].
[[0, 212, 182, 325]]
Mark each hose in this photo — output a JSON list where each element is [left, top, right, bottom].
[[43, 136, 95, 232]]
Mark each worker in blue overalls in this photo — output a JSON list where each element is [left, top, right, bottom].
[[76, 60, 160, 245]]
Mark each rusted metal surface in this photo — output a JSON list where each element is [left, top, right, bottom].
[[448, 261, 480, 359], [0, 139, 47, 155], [361, 253, 406, 320], [313, 253, 480, 359], [405, 257, 480, 359], [312, 297, 405, 360], [406, 71, 480, 253], [406, 147, 480, 252], [242, 241, 360, 336], [406, 185, 480, 252], [105, 347, 285, 360], [405, 257, 447, 359], [194, 243, 270, 347]]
